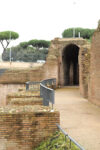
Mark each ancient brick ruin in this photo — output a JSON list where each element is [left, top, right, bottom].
[[0, 87, 60, 149], [88, 21, 100, 106], [0, 25, 100, 106], [0, 21, 100, 149], [0, 38, 89, 100]]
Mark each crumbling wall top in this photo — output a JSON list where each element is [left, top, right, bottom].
[[97, 20, 100, 31]]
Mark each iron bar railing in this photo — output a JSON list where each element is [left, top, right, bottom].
[[41, 78, 56, 89], [40, 78, 56, 109], [56, 124, 85, 150], [26, 81, 40, 91], [26, 78, 56, 109]]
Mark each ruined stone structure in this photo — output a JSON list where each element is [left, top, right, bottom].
[[1, 22, 100, 107], [0, 85, 60, 149], [88, 21, 100, 106], [1, 21, 100, 149], [0, 38, 90, 101], [47, 38, 90, 89]]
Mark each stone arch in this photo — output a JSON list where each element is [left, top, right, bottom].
[[62, 44, 79, 86]]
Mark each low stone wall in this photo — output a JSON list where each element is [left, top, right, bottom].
[[0, 68, 44, 84], [0, 105, 60, 150], [0, 84, 25, 106], [6, 91, 40, 105], [9, 97, 43, 106], [0, 60, 58, 85]]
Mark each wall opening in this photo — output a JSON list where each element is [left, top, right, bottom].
[[62, 44, 79, 86]]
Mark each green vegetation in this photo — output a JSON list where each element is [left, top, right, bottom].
[[28, 39, 50, 48], [62, 27, 95, 39], [19, 41, 29, 49], [0, 31, 19, 52], [2, 42, 49, 62], [19, 40, 50, 49], [35, 131, 81, 150]]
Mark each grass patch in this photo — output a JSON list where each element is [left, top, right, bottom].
[[34, 131, 81, 150]]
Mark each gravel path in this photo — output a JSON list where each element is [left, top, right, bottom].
[[55, 87, 100, 150]]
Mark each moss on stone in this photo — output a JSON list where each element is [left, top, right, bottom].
[[0, 105, 54, 114]]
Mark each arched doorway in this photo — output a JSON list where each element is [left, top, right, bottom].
[[62, 44, 79, 86]]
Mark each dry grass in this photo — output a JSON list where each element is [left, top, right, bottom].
[[0, 61, 44, 69]]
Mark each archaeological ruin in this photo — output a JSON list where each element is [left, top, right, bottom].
[[0, 21, 100, 149], [0, 22, 100, 106], [0, 37, 90, 104]]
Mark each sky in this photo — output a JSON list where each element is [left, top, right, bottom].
[[0, 0, 100, 53]]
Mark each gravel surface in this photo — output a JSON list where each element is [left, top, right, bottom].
[[55, 87, 100, 150]]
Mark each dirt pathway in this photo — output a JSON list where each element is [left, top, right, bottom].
[[55, 87, 100, 150]]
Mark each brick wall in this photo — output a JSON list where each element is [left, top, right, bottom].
[[6, 91, 40, 105], [88, 26, 100, 106], [0, 68, 44, 84], [8, 97, 43, 106], [79, 45, 90, 98], [0, 83, 60, 150], [0, 60, 58, 85], [0, 84, 25, 106], [0, 105, 60, 150], [0, 59, 58, 106], [0, 38, 87, 86]]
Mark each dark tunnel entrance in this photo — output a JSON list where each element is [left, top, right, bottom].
[[62, 44, 79, 86]]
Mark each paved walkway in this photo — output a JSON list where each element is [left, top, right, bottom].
[[55, 87, 100, 150]]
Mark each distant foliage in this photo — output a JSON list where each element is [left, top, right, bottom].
[[28, 39, 50, 48], [62, 28, 95, 39], [2, 45, 48, 62], [0, 31, 19, 40], [2, 38, 50, 62], [19, 42, 29, 49], [0, 31, 19, 53]]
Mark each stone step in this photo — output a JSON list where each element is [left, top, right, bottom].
[[6, 91, 40, 105], [8, 97, 43, 106], [18, 87, 40, 92], [0, 68, 7, 76], [60, 86, 79, 89]]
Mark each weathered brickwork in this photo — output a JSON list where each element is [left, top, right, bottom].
[[0, 60, 58, 85], [0, 38, 89, 104], [8, 97, 43, 106], [0, 68, 44, 84], [79, 44, 90, 98], [6, 91, 40, 105], [2, 32, 100, 107], [0, 84, 25, 106], [0, 105, 60, 150], [0, 38, 87, 86], [0, 84, 60, 149], [47, 38, 87, 86], [88, 23, 100, 106]]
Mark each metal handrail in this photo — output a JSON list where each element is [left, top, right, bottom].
[[40, 78, 56, 109], [40, 78, 56, 88], [56, 124, 85, 150], [25, 78, 56, 109], [26, 81, 40, 91]]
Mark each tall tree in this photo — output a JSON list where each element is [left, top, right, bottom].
[[0, 31, 19, 52], [20, 41, 28, 48], [62, 28, 95, 39], [28, 39, 50, 49]]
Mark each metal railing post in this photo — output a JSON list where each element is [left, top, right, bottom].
[[26, 82, 29, 90], [25, 78, 56, 110], [56, 124, 85, 150]]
